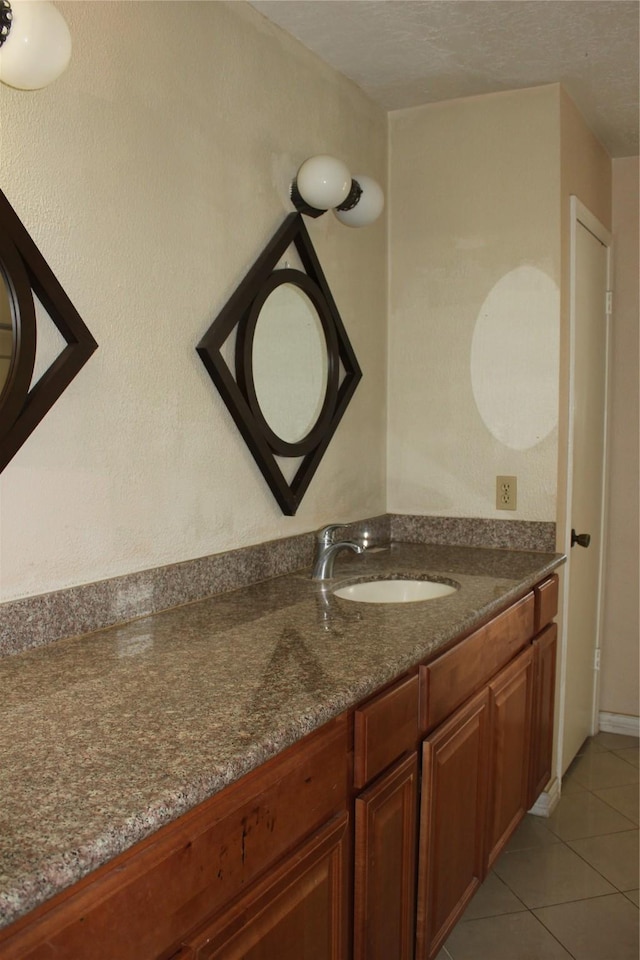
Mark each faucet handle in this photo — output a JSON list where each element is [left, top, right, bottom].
[[317, 523, 345, 546]]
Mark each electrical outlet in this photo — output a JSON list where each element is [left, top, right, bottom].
[[496, 475, 517, 511]]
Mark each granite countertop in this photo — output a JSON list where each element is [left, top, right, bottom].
[[0, 542, 564, 930]]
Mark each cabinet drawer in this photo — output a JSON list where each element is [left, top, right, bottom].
[[534, 574, 559, 632], [0, 716, 349, 960], [420, 593, 535, 733], [354, 674, 419, 789]]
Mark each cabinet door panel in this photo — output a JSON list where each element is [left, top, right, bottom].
[[354, 753, 418, 960], [188, 814, 348, 960], [487, 647, 534, 869], [416, 688, 490, 960], [529, 624, 558, 805]]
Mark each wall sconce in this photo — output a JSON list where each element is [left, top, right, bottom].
[[0, 0, 71, 90], [291, 154, 384, 227]]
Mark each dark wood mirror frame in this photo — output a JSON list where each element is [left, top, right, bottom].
[[0, 190, 98, 473], [197, 214, 362, 515]]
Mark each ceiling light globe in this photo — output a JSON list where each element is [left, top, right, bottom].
[[334, 175, 384, 227], [0, 0, 71, 90], [295, 155, 351, 211]]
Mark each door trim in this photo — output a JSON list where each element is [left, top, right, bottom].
[[557, 196, 612, 776]]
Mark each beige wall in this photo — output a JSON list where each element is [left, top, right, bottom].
[[600, 157, 639, 718], [0, 1, 388, 602], [388, 85, 561, 520]]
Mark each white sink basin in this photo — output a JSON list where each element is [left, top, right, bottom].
[[333, 578, 459, 604]]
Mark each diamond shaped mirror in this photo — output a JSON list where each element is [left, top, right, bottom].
[[0, 189, 98, 473], [197, 214, 362, 515]]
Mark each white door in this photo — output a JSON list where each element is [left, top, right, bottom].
[[561, 198, 611, 774]]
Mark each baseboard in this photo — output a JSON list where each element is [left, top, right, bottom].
[[598, 712, 640, 737], [528, 777, 561, 818]]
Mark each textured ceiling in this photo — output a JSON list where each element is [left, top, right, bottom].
[[249, 0, 640, 157]]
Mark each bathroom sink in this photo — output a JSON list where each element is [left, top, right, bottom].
[[333, 578, 459, 604]]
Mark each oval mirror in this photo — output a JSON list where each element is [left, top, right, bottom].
[[237, 269, 340, 458], [252, 282, 328, 444]]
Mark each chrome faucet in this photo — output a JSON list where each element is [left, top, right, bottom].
[[312, 524, 364, 580]]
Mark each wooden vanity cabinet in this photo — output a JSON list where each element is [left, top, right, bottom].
[[529, 620, 558, 808], [415, 577, 559, 960], [0, 574, 559, 960], [416, 687, 491, 960], [353, 674, 420, 960], [354, 754, 418, 960], [486, 645, 534, 869], [415, 645, 536, 960], [0, 717, 350, 960]]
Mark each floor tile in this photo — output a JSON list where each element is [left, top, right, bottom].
[[568, 829, 639, 891], [593, 731, 640, 751], [493, 842, 616, 908], [576, 737, 608, 755], [614, 746, 640, 768], [534, 893, 640, 960], [545, 790, 637, 841], [570, 750, 640, 790], [460, 871, 526, 921], [560, 774, 588, 798], [444, 910, 573, 959], [594, 782, 640, 824], [504, 813, 562, 852], [625, 889, 640, 906]]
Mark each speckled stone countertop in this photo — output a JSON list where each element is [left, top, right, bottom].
[[0, 542, 563, 930]]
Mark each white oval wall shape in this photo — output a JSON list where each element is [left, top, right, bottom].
[[471, 266, 560, 450]]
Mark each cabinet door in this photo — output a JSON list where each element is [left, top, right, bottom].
[[416, 688, 490, 960], [187, 814, 349, 960], [354, 752, 418, 960], [486, 647, 534, 869], [529, 623, 558, 806]]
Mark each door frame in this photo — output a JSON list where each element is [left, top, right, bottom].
[[557, 195, 612, 776]]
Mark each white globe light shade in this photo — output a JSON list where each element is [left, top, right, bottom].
[[295, 155, 351, 211], [0, 0, 71, 90], [334, 175, 384, 227]]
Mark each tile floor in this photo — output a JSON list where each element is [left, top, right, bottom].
[[437, 731, 639, 960]]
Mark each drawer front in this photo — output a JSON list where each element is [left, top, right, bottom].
[[420, 592, 535, 734], [354, 673, 419, 789], [0, 717, 349, 960], [534, 574, 559, 633]]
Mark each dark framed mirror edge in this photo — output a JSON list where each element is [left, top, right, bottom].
[[0, 227, 37, 436], [0, 189, 98, 473], [197, 213, 362, 516]]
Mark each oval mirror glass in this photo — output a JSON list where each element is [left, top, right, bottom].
[[0, 268, 15, 402], [252, 283, 329, 444]]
